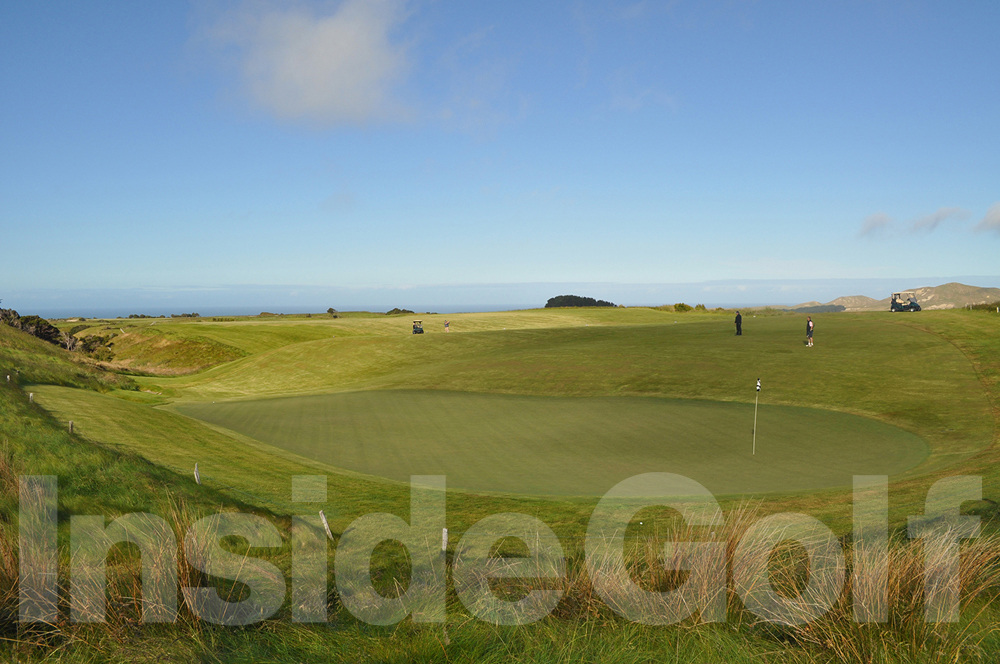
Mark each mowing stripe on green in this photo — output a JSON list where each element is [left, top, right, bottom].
[[177, 390, 928, 497]]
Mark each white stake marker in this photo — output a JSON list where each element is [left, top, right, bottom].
[[319, 510, 335, 540]]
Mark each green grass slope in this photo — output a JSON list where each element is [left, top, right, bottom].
[[149, 313, 992, 477], [0, 323, 136, 392], [31, 310, 998, 526]]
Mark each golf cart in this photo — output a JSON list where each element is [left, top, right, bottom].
[[890, 292, 921, 312], [412, 320, 424, 334]]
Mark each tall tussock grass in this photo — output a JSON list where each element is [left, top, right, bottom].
[[0, 443, 20, 640], [469, 500, 1000, 662], [2, 493, 999, 662]]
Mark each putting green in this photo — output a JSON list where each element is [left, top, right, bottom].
[[177, 390, 928, 497]]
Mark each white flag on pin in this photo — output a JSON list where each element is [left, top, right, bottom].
[[756, 379, 761, 392]]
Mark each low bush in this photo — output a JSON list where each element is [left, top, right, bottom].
[[971, 301, 1000, 311], [545, 295, 616, 308]]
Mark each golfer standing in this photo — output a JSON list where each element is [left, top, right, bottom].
[[806, 316, 814, 347], [444, 320, 450, 332], [735, 311, 742, 336]]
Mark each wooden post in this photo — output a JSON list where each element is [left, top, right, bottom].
[[442, 528, 448, 555], [68, 421, 73, 434], [29, 392, 33, 403], [194, 463, 201, 485]]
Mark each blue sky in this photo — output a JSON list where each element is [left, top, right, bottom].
[[1, 1, 998, 313]]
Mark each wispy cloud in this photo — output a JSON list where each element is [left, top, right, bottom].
[[859, 206, 974, 238], [974, 202, 1000, 235], [858, 212, 892, 237], [909, 207, 970, 233], [435, 26, 529, 134], [201, 0, 409, 125], [608, 67, 676, 112]]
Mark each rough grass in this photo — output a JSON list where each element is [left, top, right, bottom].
[[0, 324, 136, 392], [101, 327, 247, 375]]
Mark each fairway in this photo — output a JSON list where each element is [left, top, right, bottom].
[[177, 389, 928, 496]]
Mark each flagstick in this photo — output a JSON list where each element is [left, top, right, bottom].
[[752, 390, 759, 456]]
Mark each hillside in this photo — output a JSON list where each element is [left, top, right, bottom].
[[827, 294, 881, 310], [827, 282, 1000, 312]]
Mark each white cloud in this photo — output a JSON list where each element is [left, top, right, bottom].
[[910, 207, 970, 232], [974, 202, 1000, 235], [205, 0, 409, 125], [859, 212, 892, 237]]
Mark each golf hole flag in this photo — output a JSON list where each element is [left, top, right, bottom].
[[753, 379, 760, 454]]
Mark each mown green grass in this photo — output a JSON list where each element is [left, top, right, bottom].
[[148, 312, 992, 477], [175, 389, 927, 496], [28, 310, 997, 530]]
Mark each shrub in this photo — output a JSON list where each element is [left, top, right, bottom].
[[695, 304, 707, 311], [545, 295, 616, 308], [386, 308, 414, 315], [971, 301, 1000, 311], [91, 347, 114, 362], [1, 311, 62, 346], [674, 303, 693, 312]]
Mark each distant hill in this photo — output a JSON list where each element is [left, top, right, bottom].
[[827, 295, 881, 310], [822, 282, 1000, 312]]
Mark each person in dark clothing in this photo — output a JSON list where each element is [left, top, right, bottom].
[[735, 311, 742, 336], [806, 316, 814, 347]]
